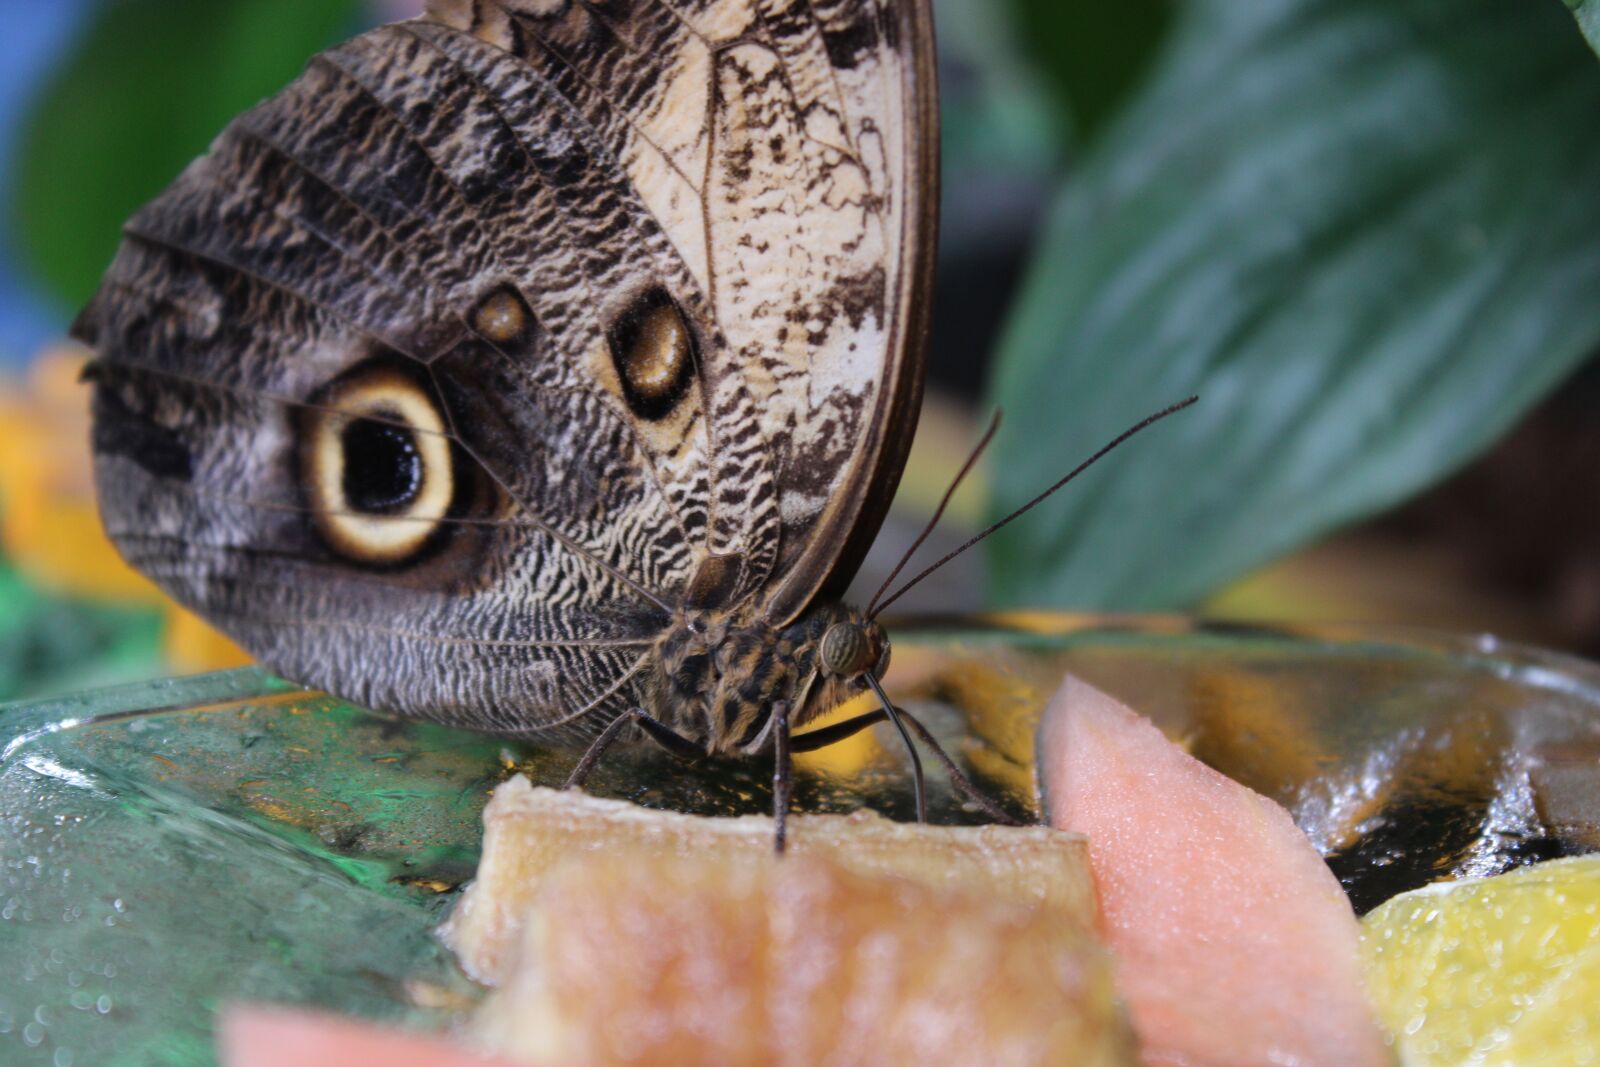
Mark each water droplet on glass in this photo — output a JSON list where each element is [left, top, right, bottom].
[[94, 996, 111, 1016]]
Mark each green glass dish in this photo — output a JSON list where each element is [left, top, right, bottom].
[[2, 616, 1598, 1066]]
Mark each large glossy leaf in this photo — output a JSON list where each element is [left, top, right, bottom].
[[1569, 0, 1600, 57], [986, 0, 1600, 611], [13, 0, 361, 311], [1006, 0, 1175, 144]]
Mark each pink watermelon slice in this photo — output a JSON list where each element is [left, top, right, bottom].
[[1039, 674, 1389, 1067], [218, 1007, 537, 1067]]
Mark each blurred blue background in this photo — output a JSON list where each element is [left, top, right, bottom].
[[0, 1, 95, 365]]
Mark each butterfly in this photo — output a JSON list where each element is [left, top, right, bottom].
[[72, 0, 1035, 846]]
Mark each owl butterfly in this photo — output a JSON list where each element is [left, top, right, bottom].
[[74, 0, 1017, 845]]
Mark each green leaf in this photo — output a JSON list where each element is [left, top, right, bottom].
[[936, 0, 1066, 184], [13, 0, 361, 312], [1006, 0, 1176, 145], [986, 0, 1600, 611], [0, 559, 163, 703], [1567, 0, 1600, 58]]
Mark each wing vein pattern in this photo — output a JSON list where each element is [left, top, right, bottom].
[[79, 0, 932, 739]]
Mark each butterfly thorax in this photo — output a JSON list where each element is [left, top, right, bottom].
[[648, 603, 888, 757]]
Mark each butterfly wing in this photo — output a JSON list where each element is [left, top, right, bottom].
[[421, 0, 938, 623], [78, 0, 935, 735]]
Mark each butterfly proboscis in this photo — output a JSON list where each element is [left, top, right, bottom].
[[566, 397, 1199, 851]]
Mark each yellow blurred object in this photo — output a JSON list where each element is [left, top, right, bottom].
[[0, 346, 161, 602], [890, 390, 989, 525], [0, 346, 250, 672], [1206, 536, 1571, 651], [1362, 855, 1600, 1066], [914, 656, 1048, 801], [165, 605, 254, 674], [791, 689, 881, 777]]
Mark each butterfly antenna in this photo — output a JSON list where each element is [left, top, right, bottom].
[[865, 409, 1003, 617], [865, 671, 926, 823], [869, 396, 1199, 620]]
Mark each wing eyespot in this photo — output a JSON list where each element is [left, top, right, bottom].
[[300, 366, 455, 565], [471, 285, 535, 346], [607, 286, 696, 422]]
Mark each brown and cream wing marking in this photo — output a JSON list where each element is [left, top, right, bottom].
[[423, 0, 937, 620], [76, 0, 935, 736]]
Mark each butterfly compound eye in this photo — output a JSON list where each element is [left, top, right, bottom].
[[819, 622, 875, 678], [301, 368, 454, 565]]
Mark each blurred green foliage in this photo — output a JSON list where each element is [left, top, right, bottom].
[[987, 0, 1600, 610], [1009, 0, 1175, 145], [1570, 1, 1600, 56], [14, 0, 359, 311], [0, 561, 162, 704], [936, 1, 1064, 178]]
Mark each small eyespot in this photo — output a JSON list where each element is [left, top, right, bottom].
[[607, 287, 696, 421], [301, 367, 454, 565], [472, 286, 533, 345]]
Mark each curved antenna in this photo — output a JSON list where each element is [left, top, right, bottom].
[[865, 671, 926, 823], [865, 410, 1002, 617], [870, 396, 1199, 620]]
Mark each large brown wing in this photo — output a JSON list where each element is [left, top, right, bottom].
[[423, 0, 938, 623], [76, 0, 935, 736]]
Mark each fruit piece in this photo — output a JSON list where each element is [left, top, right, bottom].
[[443, 778, 1098, 986], [444, 781, 1129, 1066], [1530, 741, 1600, 850], [1039, 673, 1388, 1067], [1362, 855, 1600, 1066], [217, 1007, 531, 1067], [472, 849, 1135, 1067]]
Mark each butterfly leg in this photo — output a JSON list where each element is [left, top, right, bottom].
[[895, 709, 1028, 827], [564, 707, 706, 791], [791, 707, 1028, 827], [771, 700, 792, 855], [790, 709, 889, 752]]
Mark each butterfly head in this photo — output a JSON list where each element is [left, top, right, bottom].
[[818, 616, 891, 683]]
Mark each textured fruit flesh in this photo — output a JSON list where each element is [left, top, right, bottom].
[[1363, 855, 1600, 1066], [451, 781, 1133, 1067], [1039, 674, 1389, 1067], [476, 849, 1134, 1067], [217, 1008, 530, 1067], [444, 779, 1099, 985]]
